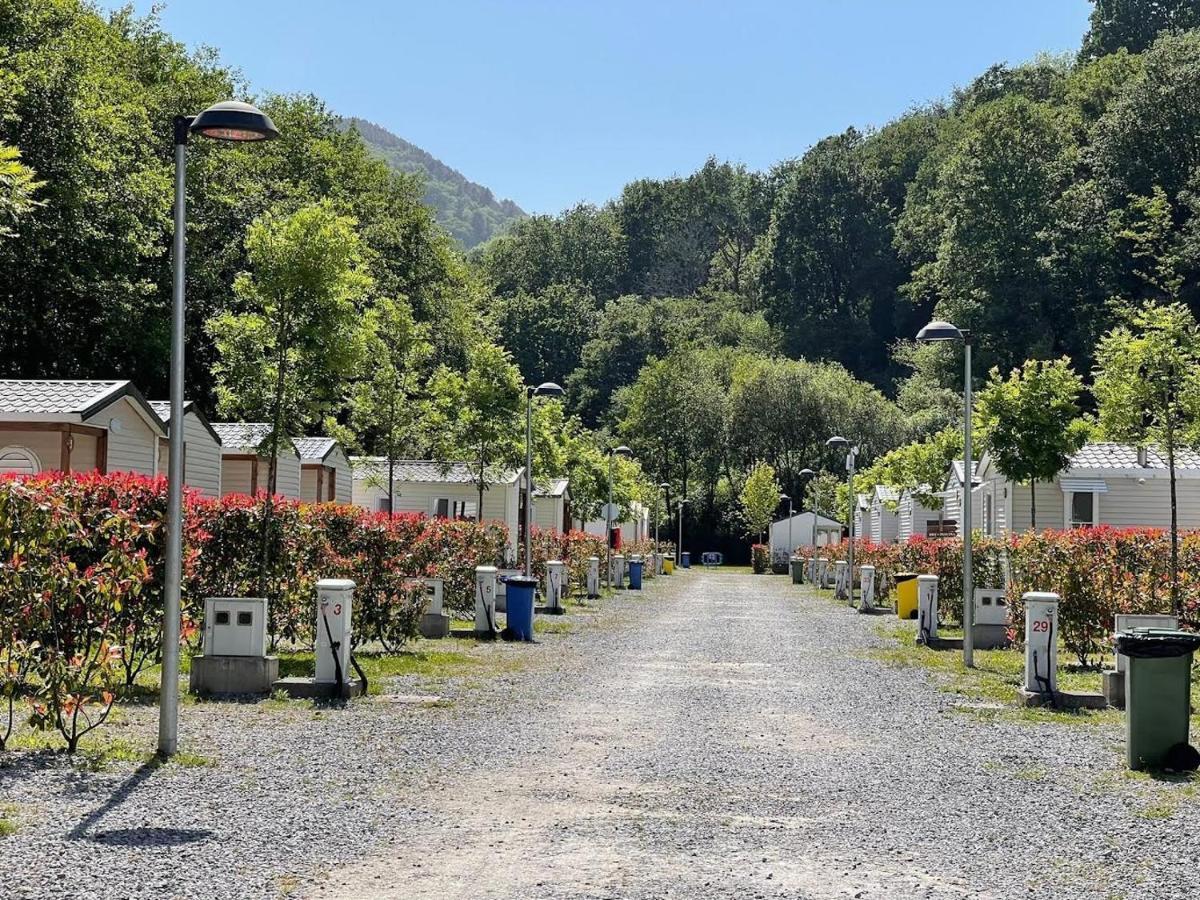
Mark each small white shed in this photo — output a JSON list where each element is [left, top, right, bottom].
[[942, 460, 979, 538], [211, 423, 302, 500], [868, 485, 899, 544], [148, 400, 223, 499], [896, 486, 947, 542], [769, 510, 843, 562], [533, 477, 571, 533], [293, 436, 353, 504], [853, 493, 869, 539], [0, 380, 164, 478]]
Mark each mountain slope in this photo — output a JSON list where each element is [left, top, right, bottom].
[[345, 117, 524, 248]]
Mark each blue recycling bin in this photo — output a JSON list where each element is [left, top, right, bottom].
[[681, 551, 691, 569], [628, 559, 644, 590], [504, 576, 536, 642]]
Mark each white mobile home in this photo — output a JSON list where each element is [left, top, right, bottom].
[[896, 487, 948, 542], [976, 443, 1200, 537], [294, 436, 352, 504], [853, 493, 869, 539], [351, 458, 522, 552], [211, 423, 302, 500], [943, 460, 979, 538], [148, 400, 223, 499], [769, 510, 843, 562], [0, 380, 164, 478], [867, 485, 899, 544], [533, 478, 571, 533]]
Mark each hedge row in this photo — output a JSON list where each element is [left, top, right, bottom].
[[797, 528, 1199, 666]]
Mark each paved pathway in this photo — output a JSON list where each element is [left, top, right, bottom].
[[307, 570, 1200, 900]]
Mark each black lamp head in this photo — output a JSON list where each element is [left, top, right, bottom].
[[612, 445, 633, 457], [532, 381, 564, 398], [916, 319, 964, 343], [826, 436, 849, 450], [191, 100, 280, 142]]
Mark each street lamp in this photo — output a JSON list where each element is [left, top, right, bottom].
[[524, 381, 564, 576], [159, 100, 279, 758], [605, 445, 633, 588], [917, 318, 974, 667], [799, 468, 816, 547], [655, 482, 670, 549], [779, 493, 793, 565], [826, 436, 862, 610], [676, 497, 689, 565]]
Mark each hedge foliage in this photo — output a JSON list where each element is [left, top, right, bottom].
[[798, 527, 1198, 666]]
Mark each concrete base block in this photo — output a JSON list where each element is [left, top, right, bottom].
[[972, 624, 1011, 650], [419, 612, 450, 639], [189, 654, 278, 696], [1018, 688, 1108, 710], [1102, 669, 1125, 709], [856, 605, 893, 616], [271, 676, 365, 700], [536, 604, 566, 615]]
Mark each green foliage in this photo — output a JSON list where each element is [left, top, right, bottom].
[[975, 358, 1090, 526], [0, 143, 40, 238], [739, 462, 781, 541], [805, 473, 844, 522], [852, 426, 964, 510], [1080, 0, 1200, 59], [490, 283, 601, 386], [346, 117, 524, 249]]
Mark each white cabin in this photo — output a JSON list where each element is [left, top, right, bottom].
[[942, 460, 978, 538], [533, 477, 571, 533], [896, 487, 949, 542], [148, 400, 223, 499], [975, 443, 1200, 537], [769, 510, 843, 562], [211, 423, 302, 500], [867, 485, 899, 544], [294, 436, 353, 504], [0, 380, 164, 479]]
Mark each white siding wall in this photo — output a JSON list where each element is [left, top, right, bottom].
[[1004, 480, 1066, 533], [328, 448, 352, 504], [86, 397, 157, 475], [534, 495, 565, 532], [221, 458, 256, 496], [274, 453, 301, 499], [897, 496, 914, 543], [0, 429, 62, 472], [870, 504, 898, 543], [157, 412, 221, 498], [1098, 478, 1200, 529]]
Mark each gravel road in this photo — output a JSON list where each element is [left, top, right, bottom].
[[3, 569, 1198, 899]]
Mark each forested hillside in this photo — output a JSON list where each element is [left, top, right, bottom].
[[346, 117, 524, 248]]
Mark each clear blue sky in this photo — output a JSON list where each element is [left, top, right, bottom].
[[119, 0, 1093, 214]]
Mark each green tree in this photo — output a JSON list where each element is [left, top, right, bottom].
[[1080, 0, 1200, 60], [0, 144, 39, 238], [975, 358, 1090, 528], [851, 426, 964, 510], [207, 202, 370, 586], [348, 297, 432, 516], [740, 461, 781, 543], [805, 472, 843, 524], [1094, 301, 1200, 611], [491, 282, 601, 386]]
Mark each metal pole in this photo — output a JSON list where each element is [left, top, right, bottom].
[[158, 123, 188, 757], [524, 390, 533, 577], [963, 337, 975, 667], [677, 502, 684, 564], [605, 453, 613, 589], [787, 499, 794, 559], [847, 450, 858, 609]]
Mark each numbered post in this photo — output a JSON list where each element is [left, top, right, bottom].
[[475, 566, 498, 637], [545, 560, 565, 614], [315, 579, 354, 684], [834, 560, 848, 601], [612, 553, 626, 589], [916, 575, 939, 645], [1023, 592, 1059, 694], [816, 557, 830, 588], [586, 556, 600, 599], [860, 565, 876, 608], [806, 558, 816, 584]]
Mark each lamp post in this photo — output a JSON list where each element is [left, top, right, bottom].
[[524, 381, 564, 577], [779, 493, 793, 564], [655, 481, 670, 549], [160, 101, 279, 758], [798, 467, 816, 547], [606, 445, 633, 588], [917, 319, 974, 666], [677, 497, 689, 564], [826, 436, 861, 610]]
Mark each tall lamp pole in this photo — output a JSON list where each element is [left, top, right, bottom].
[[677, 497, 689, 564], [798, 468, 816, 547], [160, 101, 279, 758], [524, 381, 564, 576], [779, 493, 793, 563], [917, 319, 974, 667], [655, 481, 670, 548], [826, 437, 861, 610], [605, 446, 633, 588]]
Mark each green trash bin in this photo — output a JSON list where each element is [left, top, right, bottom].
[[790, 557, 804, 585], [1114, 629, 1200, 771]]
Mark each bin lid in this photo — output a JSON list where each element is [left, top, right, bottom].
[[894, 572, 918, 582], [1114, 628, 1200, 659], [506, 576, 538, 588]]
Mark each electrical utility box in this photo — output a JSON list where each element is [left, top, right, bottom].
[[916, 575, 939, 644], [586, 556, 600, 599], [973, 588, 1011, 649], [1023, 592, 1059, 694], [476, 566, 498, 635], [315, 579, 354, 684], [203, 597, 268, 657], [860, 565, 876, 608], [545, 560, 565, 613]]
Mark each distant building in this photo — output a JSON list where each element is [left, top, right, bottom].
[[211, 423, 301, 500], [147, 400, 224, 499], [533, 477, 571, 533], [896, 487, 951, 542], [769, 510, 844, 563], [0, 380, 164, 478], [867, 485, 900, 544], [293, 436, 352, 504]]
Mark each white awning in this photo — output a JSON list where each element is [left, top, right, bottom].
[[1060, 478, 1108, 493]]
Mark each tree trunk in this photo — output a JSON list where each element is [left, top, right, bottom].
[[259, 332, 289, 596], [388, 456, 395, 520], [1030, 481, 1036, 530], [1169, 442, 1180, 615]]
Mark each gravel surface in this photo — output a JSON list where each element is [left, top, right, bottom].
[[2, 570, 1199, 899]]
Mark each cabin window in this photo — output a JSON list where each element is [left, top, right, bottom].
[[377, 498, 391, 514], [0, 446, 41, 476], [1070, 492, 1096, 529], [433, 498, 475, 520]]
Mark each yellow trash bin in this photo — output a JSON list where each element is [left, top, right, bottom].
[[663, 558, 675, 575], [895, 572, 919, 620]]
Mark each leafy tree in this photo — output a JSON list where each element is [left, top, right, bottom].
[[491, 282, 600, 386], [851, 426, 964, 510], [208, 202, 370, 586], [1094, 301, 1200, 612], [348, 297, 432, 516], [0, 144, 39, 238], [1080, 0, 1200, 60], [739, 461, 781, 542], [805, 472, 843, 524], [975, 358, 1090, 527]]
